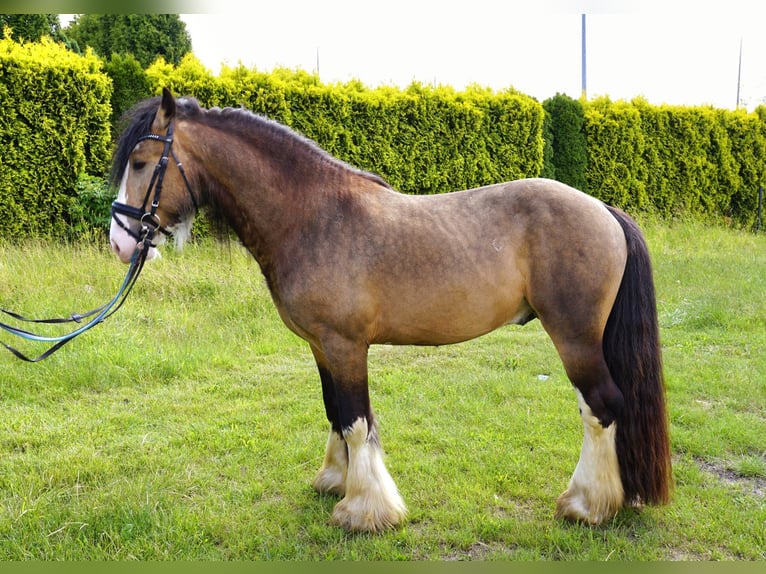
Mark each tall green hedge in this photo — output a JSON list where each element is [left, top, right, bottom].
[[145, 55, 545, 195], [583, 98, 648, 210], [2, 40, 764, 241], [147, 55, 765, 224], [0, 35, 111, 238], [581, 97, 766, 224]]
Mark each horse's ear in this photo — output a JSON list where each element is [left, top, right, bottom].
[[152, 87, 176, 132]]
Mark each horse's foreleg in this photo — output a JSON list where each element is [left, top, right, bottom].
[[317, 337, 406, 532], [555, 389, 624, 524], [311, 353, 348, 496], [333, 415, 407, 532]]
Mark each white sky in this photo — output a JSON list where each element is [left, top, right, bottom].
[[67, 0, 766, 110]]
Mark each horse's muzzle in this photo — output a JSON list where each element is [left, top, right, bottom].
[[109, 218, 159, 264]]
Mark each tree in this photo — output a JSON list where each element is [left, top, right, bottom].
[[1, 14, 57, 41], [65, 14, 191, 68], [103, 52, 153, 130], [0, 14, 78, 51], [543, 93, 588, 192]]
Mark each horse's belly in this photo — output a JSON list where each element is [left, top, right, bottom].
[[372, 283, 529, 346]]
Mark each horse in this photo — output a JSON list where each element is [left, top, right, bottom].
[[109, 88, 672, 533]]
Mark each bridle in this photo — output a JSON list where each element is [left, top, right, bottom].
[[111, 122, 198, 248], [1, 122, 197, 362]]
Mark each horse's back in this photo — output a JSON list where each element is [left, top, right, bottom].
[[361, 178, 627, 346]]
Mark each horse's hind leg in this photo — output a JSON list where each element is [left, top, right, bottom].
[[551, 342, 625, 524], [555, 389, 624, 524], [311, 338, 406, 532]]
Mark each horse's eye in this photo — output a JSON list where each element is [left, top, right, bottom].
[[132, 160, 147, 171]]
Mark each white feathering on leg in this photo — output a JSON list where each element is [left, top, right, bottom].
[[330, 417, 407, 532], [312, 429, 348, 496], [555, 389, 624, 524]]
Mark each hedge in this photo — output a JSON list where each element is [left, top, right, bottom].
[[572, 96, 766, 224], [2, 39, 765, 241], [148, 56, 766, 224], [145, 55, 545, 195], [0, 35, 111, 238]]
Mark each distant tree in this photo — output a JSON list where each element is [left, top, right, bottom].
[[103, 52, 153, 130], [65, 14, 191, 68], [543, 93, 588, 192], [0, 14, 78, 51], [0, 14, 57, 41]]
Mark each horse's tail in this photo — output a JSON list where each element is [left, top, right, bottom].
[[604, 206, 673, 507]]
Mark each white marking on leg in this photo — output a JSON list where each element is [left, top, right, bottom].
[[331, 417, 407, 532], [555, 389, 624, 524], [312, 429, 348, 496]]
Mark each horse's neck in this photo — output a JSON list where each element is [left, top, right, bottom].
[[189, 124, 343, 265]]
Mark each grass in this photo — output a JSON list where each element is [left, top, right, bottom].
[[0, 220, 764, 560]]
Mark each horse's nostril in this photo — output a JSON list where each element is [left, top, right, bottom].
[[110, 239, 120, 256]]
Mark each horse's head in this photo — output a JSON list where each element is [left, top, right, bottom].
[[109, 88, 198, 264]]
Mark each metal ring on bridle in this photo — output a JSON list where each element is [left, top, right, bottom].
[[140, 211, 162, 232]]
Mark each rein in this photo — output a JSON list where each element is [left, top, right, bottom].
[[1, 122, 194, 362], [1, 247, 149, 362]]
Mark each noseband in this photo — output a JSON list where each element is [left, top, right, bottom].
[[111, 122, 198, 249], [1, 123, 197, 362]]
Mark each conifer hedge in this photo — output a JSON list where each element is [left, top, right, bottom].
[[547, 95, 766, 224], [0, 35, 111, 238], [2, 41, 765, 240], [145, 55, 545, 195], [542, 93, 766, 224]]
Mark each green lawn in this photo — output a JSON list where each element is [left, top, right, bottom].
[[0, 220, 764, 560]]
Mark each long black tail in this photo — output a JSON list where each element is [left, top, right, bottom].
[[603, 206, 672, 507]]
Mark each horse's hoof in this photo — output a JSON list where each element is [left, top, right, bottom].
[[330, 494, 407, 533], [555, 488, 620, 525]]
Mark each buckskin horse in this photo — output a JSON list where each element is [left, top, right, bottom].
[[109, 88, 672, 532]]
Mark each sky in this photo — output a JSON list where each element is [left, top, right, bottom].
[[67, 0, 766, 110]]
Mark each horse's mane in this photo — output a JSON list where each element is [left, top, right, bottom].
[[110, 95, 163, 187], [111, 95, 393, 190]]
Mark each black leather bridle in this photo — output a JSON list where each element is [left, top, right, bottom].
[[111, 122, 198, 248]]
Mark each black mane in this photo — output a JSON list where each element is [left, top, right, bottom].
[[110, 96, 161, 187], [110, 94, 392, 190]]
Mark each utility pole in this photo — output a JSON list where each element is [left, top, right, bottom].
[[736, 37, 742, 109], [581, 14, 587, 100]]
